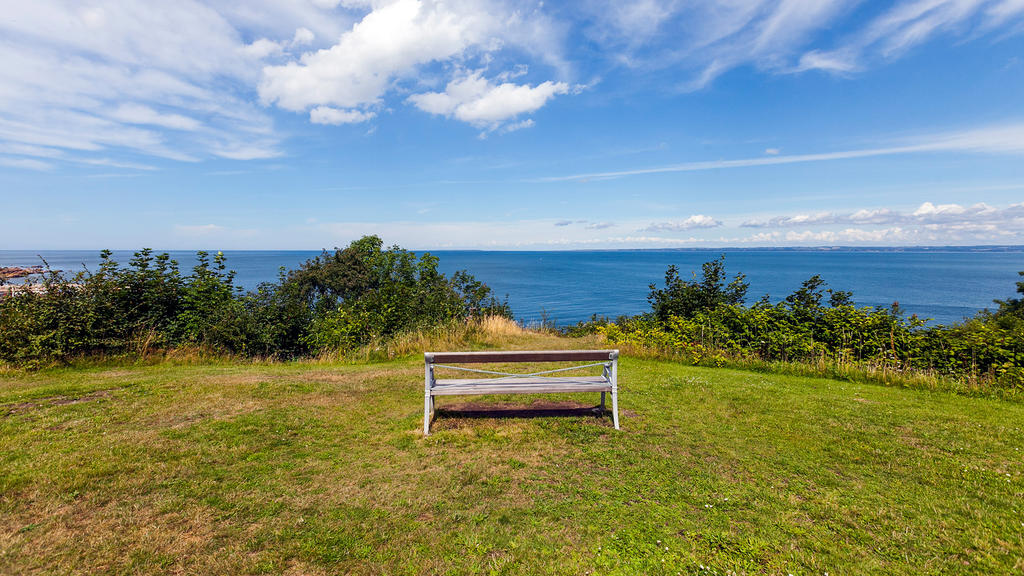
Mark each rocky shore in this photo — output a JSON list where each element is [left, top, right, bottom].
[[0, 265, 48, 279]]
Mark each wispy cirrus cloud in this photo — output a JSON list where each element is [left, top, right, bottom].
[[552, 219, 615, 230], [537, 121, 1024, 182], [797, 0, 1024, 74], [0, 0, 314, 168], [581, 0, 1024, 89]]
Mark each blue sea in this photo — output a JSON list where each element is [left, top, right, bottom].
[[2, 248, 1022, 326]]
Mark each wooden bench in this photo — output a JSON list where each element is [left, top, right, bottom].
[[422, 349, 619, 435]]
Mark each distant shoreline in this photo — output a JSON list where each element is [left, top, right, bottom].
[[2, 245, 1023, 254]]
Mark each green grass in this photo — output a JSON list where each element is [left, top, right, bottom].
[[1, 351, 1022, 574]]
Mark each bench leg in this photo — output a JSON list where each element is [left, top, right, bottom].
[[424, 392, 432, 435], [611, 358, 620, 430], [600, 391, 606, 412], [424, 361, 433, 436], [611, 389, 619, 430]]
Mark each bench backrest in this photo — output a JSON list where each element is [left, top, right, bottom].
[[424, 350, 618, 364]]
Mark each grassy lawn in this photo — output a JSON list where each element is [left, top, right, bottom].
[[1, 352, 1022, 575]]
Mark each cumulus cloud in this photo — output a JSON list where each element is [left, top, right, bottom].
[[260, 0, 568, 128], [261, 0, 492, 112], [742, 202, 1024, 230], [408, 70, 569, 130], [640, 215, 722, 232], [730, 201, 1024, 245]]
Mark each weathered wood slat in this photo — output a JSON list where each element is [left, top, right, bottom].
[[432, 377, 611, 396], [425, 349, 616, 364], [435, 376, 608, 385]]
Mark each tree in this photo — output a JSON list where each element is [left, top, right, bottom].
[[994, 271, 1024, 317], [648, 256, 748, 321]]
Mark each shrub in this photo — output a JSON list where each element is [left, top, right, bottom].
[[572, 257, 1024, 392], [0, 236, 508, 363]]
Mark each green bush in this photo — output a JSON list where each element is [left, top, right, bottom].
[[574, 257, 1024, 391], [0, 236, 509, 364]]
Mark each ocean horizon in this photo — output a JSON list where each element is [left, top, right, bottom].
[[4, 246, 1023, 327]]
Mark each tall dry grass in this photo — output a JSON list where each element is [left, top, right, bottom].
[[334, 315, 603, 363]]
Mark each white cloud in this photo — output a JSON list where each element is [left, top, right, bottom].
[[310, 106, 377, 125], [641, 215, 723, 232], [174, 223, 226, 235], [292, 27, 316, 46], [260, 1, 568, 129], [741, 211, 837, 228], [912, 201, 968, 217], [261, 0, 489, 112], [582, 0, 852, 88], [408, 70, 568, 129], [501, 119, 536, 133], [797, 0, 1024, 74], [0, 157, 54, 171], [0, 0, 313, 168], [3, 0, 1022, 173], [540, 121, 1024, 182], [313, 218, 712, 249], [735, 202, 1024, 245], [552, 219, 616, 230], [580, 0, 1024, 88], [108, 104, 202, 131], [781, 227, 910, 244]]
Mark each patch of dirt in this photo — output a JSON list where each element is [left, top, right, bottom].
[[50, 389, 113, 406], [3, 389, 114, 416], [4, 401, 38, 416], [438, 399, 605, 419], [146, 399, 263, 429], [428, 399, 624, 433], [93, 369, 134, 379]]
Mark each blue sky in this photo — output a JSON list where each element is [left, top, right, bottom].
[[2, 0, 1024, 249]]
